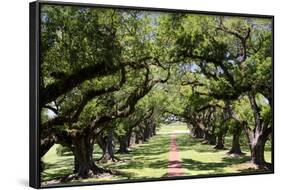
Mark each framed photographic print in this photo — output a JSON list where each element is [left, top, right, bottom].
[[29, 1, 274, 188]]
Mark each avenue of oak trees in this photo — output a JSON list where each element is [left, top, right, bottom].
[[40, 5, 273, 180]]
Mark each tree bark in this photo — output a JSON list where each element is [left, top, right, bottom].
[[135, 129, 141, 144], [98, 129, 119, 163], [142, 130, 148, 142], [71, 132, 104, 178], [228, 126, 243, 155], [247, 131, 272, 169], [245, 93, 272, 169], [73, 156, 79, 173], [250, 137, 265, 167], [152, 124, 156, 135], [192, 126, 204, 138], [117, 136, 129, 154], [203, 130, 216, 145], [135, 136, 140, 144], [143, 125, 150, 142], [127, 130, 133, 146], [214, 134, 224, 149]]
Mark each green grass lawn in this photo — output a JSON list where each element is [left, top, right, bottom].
[[41, 134, 171, 185], [41, 123, 272, 185], [177, 134, 272, 176]]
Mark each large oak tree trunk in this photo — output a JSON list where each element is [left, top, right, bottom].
[[246, 132, 272, 169], [203, 130, 216, 145], [228, 126, 243, 155], [98, 129, 119, 163], [143, 123, 152, 142], [71, 132, 103, 178], [245, 92, 272, 169], [190, 122, 204, 138], [117, 135, 129, 154], [126, 128, 133, 147], [135, 130, 141, 144], [250, 137, 266, 167], [152, 124, 156, 135], [74, 157, 79, 173], [214, 134, 224, 149]]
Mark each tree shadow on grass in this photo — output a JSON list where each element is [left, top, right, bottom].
[[41, 167, 73, 182], [176, 135, 227, 154], [237, 167, 273, 174], [222, 155, 251, 165], [181, 159, 225, 173], [176, 134, 271, 175], [43, 135, 171, 182], [42, 156, 74, 181], [104, 136, 170, 171], [148, 160, 168, 169], [43, 156, 73, 170], [181, 155, 252, 174], [131, 136, 171, 155]]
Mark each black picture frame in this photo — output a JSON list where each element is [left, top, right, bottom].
[[30, 1, 274, 189]]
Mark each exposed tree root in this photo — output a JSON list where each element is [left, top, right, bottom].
[[251, 162, 273, 170]]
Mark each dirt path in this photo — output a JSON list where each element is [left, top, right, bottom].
[[167, 134, 184, 177]]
